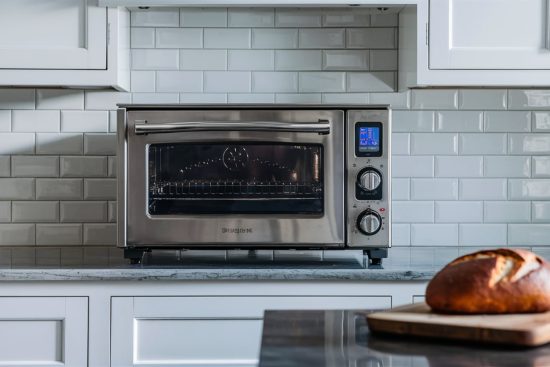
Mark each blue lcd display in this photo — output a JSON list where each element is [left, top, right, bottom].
[[358, 127, 380, 153]]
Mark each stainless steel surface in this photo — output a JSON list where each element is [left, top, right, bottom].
[[359, 170, 382, 191], [134, 120, 330, 135], [346, 109, 391, 249], [123, 108, 345, 247], [359, 212, 381, 235]]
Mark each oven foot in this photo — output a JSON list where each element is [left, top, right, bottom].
[[125, 248, 147, 265], [364, 249, 388, 269]]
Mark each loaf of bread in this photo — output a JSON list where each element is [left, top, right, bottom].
[[426, 248, 550, 314]]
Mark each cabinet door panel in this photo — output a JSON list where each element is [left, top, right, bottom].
[[0, 0, 107, 70], [430, 0, 550, 69]]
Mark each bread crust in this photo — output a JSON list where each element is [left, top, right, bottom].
[[426, 248, 550, 314]]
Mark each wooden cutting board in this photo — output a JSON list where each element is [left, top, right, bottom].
[[366, 302, 550, 347]]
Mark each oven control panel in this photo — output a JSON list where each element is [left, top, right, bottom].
[[346, 110, 390, 249]]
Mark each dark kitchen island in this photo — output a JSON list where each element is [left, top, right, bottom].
[[258, 310, 550, 367]]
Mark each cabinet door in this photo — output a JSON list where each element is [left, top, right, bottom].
[[430, 0, 550, 69], [111, 296, 391, 367], [0, 0, 107, 70], [0, 297, 88, 367]]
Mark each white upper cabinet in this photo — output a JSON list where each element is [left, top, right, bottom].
[[430, 0, 550, 70], [0, 0, 130, 90]]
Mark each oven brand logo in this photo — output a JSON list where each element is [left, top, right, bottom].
[[222, 228, 253, 234]]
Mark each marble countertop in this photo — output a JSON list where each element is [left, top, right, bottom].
[[0, 265, 435, 281], [259, 310, 550, 367]]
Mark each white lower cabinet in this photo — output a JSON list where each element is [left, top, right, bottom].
[[111, 296, 391, 367], [0, 297, 88, 367]]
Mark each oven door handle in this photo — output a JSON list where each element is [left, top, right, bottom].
[[134, 120, 330, 135]]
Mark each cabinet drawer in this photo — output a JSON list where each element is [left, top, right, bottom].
[[111, 296, 390, 366], [0, 297, 88, 367]]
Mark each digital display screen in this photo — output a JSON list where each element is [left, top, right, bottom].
[[358, 127, 380, 153]]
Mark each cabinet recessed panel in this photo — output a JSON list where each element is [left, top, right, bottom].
[[430, 0, 550, 69], [0, 320, 63, 363], [0, 0, 107, 70]]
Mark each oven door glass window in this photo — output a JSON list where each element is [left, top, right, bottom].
[[148, 143, 323, 215]]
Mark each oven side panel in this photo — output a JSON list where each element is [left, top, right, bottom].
[[117, 108, 128, 248]]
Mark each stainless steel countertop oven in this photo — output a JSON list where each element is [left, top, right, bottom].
[[117, 105, 391, 264]]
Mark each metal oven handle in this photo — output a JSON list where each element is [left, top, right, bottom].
[[134, 120, 330, 135]]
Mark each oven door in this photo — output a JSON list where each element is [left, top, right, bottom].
[[123, 109, 344, 247]]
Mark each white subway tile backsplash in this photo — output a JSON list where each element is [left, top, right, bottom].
[[508, 90, 550, 110], [252, 72, 297, 93], [533, 112, 550, 131], [484, 201, 531, 223], [0, 179, 34, 200], [346, 28, 396, 49], [36, 179, 82, 200], [509, 179, 550, 200], [532, 202, 550, 223], [130, 71, 156, 92], [392, 111, 434, 132], [0, 89, 34, 109], [61, 111, 109, 133], [459, 133, 507, 155], [435, 201, 482, 223], [321, 93, 368, 104], [391, 224, 410, 246], [228, 8, 274, 27], [392, 178, 410, 200], [61, 202, 107, 223], [180, 50, 227, 70], [83, 224, 116, 245], [509, 134, 550, 155], [36, 133, 81, 155], [484, 156, 530, 177], [36, 89, 84, 110], [509, 224, 550, 245], [299, 29, 345, 49], [459, 224, 507, 246], [108, 201, 116, 223], [0, 224, 35, 246], [346, 72, 395, 92], [533, 156, 550, 177], [204, 71, 251, 93], [392, 133, 410, 155], [412, 90, 459, 110], [299, 72, 345, 92], [131, 28, 155, 48], [436, 111, 483, 132], [229, 50, 274, 70], [12, 201, 58, 223], [411, 133, 457, 155], [459, 179, 507, 200], [84, 179, 116, 200], [322, 11, 370, 27], [0, 157, 9, 177], [84, 91, 132, 110], [0, 111, 10, 132], [392, 156, 434, 177], [411, 224, 458, 246], [156, 28, 203, 49], [156, 71, 203, 92], [36, 224, 82, 246], [108, 157, 116, 178], [131, 49, 179, 70], [179, 93, 227, 103], [370, 13, 398, 26], [132, 93, 179, 104], [411, 178, 458, 200], [369, 50, 398, 71], [12, 110, 59, 132], [180, 8, 227, 27], [0, 133, 34, 155], [276, 50, 321, 71], [12, 156, 58, 177], [131, 8, 179, 27], [485, 111, 531, 132], [84, 134, 116, 155], [393, 201, 434, 223], [275, 93, 321, 104], [204, 29, 251, 49], [60, 157, 107, 178], [458, 89, 507, 110], [0, 202, 10, 222], [275, 9, 322, 27], [322, 50, 368, 71], [252, 29, 298, 49], [435, 156, 483, 177], [228, 94, 274, 103]]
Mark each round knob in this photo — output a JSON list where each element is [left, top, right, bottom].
[[358, 169, 381, 191], [357, 211, 382, 235]]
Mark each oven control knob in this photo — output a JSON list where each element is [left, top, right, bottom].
[[357, 210, 382, 236], [358, 170, 381, 191]]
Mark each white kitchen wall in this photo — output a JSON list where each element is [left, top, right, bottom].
[[0, 7, 548, 267]]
